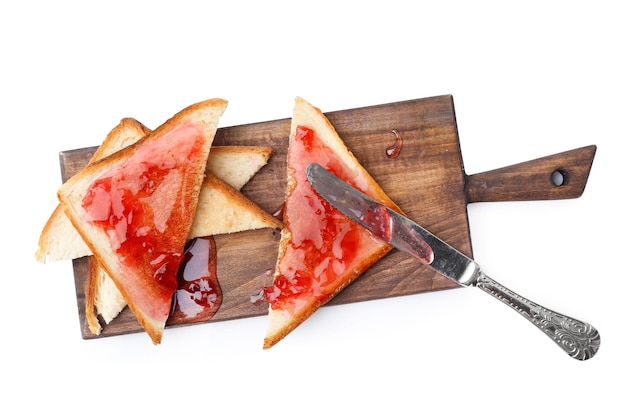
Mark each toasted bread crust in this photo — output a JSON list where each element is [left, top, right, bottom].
[[91, 118, 151, 161], [85, 256, 103, 335]]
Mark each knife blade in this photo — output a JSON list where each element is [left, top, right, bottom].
[[306, 162, 600, 360]]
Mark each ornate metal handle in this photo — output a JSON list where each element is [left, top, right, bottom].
[[475, 273, 600, 360]]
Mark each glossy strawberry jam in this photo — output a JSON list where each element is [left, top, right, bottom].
[[264, 126, 385, 314], [168, 236, 222, 325], [385, 129, 403, 159], [82, 123, 205, 320]]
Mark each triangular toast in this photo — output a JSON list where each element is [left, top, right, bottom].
[[263, 97, 401, 349], [58, 98, 228, 344], [189, 173, 282, 238]]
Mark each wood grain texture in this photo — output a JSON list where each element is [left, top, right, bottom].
[[57, 95, 596, 339], [465, 145, 597, 203]]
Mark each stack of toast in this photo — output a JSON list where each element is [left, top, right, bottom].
[[37, 97, 400, 348], [38, 99, 281, 344]]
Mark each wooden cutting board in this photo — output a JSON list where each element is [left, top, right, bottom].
[[58, 95, 596, 339]]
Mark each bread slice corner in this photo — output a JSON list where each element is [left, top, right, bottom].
[[35, 118, 151, 263], [190, 174, 283, 238]]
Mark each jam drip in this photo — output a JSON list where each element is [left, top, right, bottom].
[[385, 129, 403, 159], [168, 236, 222, 325]]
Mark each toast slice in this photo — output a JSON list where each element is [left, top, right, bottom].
[[263, 97, 402, 349], [189, 173, 283, 238], [36, 122, 274, 263], [58, 98, 228, 344]]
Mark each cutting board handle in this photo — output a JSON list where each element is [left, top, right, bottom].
[[465, 145, 597, 203]]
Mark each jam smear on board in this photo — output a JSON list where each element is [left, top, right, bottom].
[[385, 129, 403, 159], [168, 236, 222, 325]]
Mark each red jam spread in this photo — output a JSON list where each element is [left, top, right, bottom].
[[362, 204, 392, 242], [168, 236, 222, 325], [264, 126, 385, 314], [82, 122, 205, 321], [363, 204, 433, 264]]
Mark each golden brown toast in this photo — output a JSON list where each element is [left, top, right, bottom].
[[263, 97, 401, 349], [58, 98, 228, 344]]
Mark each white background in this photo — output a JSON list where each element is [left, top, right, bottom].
[[2, 1, 623, 415]]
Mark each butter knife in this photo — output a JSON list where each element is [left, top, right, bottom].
[[306, 162, 600, 360]]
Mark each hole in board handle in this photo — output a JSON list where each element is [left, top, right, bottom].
[[551, 169, 569, 187]]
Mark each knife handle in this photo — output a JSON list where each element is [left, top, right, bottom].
[[465, 145, 596, 203], [474, 273, 600, 360]]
